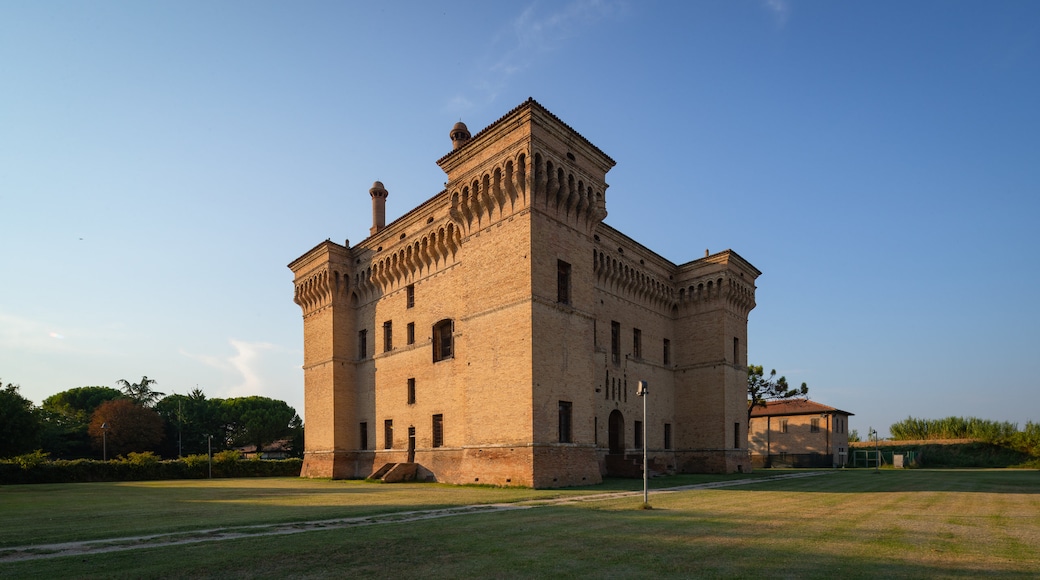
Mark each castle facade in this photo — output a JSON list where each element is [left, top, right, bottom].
[[289, 99, 760, 487]]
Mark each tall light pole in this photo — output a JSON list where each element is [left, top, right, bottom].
[[870, 428, 879, 473], [637, 380, 649, 507], [101, 422, 110, 461]]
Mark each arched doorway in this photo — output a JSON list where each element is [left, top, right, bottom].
[[608, 410, 625, 455]]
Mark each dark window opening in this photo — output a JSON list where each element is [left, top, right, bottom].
[[664, 423, 672, 449], [557, 259, 571, 305], [407, 322, 415, 345], [632, 328, 642, 359], [634, 420, 643, 449], [383, 320, 393, 352], [358, 329, 368, 359], [433, 319, 454, 362], [432, 414, 443, 448], [733, 337, 739, 365], [384, 419, 393, 449], [558, 401, 573, 443], [360, 422, 368, 450], [406, 284, 415, 308], [780, 419, 788, 433], [663, 339, 671, 365], [407, 378, 416, 405], [734, 422, 741, 449], [610, 321, 620, 365], [811, 418, 821, 433]]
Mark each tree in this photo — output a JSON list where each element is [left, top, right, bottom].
[[747, 364, 808, 428], [155, 388, 224, 457], [221, 396, 297, 456], [88, 399, 165, 458], [39, 386, 123, 458], [116, 376, 165, 407], [0, 380, 43, 458]]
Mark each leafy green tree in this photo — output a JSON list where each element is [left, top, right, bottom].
[[0, 380, 43, 458], [88, 399, 165, 458], [747, 364, 808, 428], [155, 388, 225, 457], [848, 429, 861, 443], [39, 386, 123, 458], [116, 376, 165, 407], [287, 414, 305, 458], [221, 396, 297, 456]]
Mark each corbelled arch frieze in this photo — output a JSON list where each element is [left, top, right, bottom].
[[449, 151, 528, 235], [592, 248, 676, 313], [350, 222, 463, 303]]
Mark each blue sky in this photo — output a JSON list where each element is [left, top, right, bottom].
[[2, 1, 1037, 438]]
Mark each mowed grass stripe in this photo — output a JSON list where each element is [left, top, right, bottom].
[[0, 470, 1037, 579]]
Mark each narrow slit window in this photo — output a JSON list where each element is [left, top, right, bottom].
[[558, 401, 573, 443], [432, 414, 443, 448], [433, 319, 454, 362], [557, 259, 571, 305]]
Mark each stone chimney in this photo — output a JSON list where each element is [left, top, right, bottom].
[[450, 121, 471, 150], [370, 181, 388, 235]]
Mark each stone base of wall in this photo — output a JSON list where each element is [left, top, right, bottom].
[[301, 450, 360, 479], [532, 445, 602, 488], [675, 449, 753, 474], [302, 445, 603, 488], [751, 453, 834, 469]]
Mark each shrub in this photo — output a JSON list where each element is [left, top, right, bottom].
[[13, 449, 50, 470]]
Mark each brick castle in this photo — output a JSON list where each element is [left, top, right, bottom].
[[289, 99, 760, 487]]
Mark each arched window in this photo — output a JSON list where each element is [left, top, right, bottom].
[[433, 319, 454, 362]]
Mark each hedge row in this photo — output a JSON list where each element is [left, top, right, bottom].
[[0, 452, 302, 484]]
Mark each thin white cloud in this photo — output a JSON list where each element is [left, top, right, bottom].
[[447, 0, 626, 114], [764, 0, 790, 28], [0, 311, 121, 355], [180, 339, 300, 401]]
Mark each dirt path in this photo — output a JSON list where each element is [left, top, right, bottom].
[[0, 471, 827, 563]]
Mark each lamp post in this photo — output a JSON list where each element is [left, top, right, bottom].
[[870, 428, 879, 473], [637, 380, 649, 507], [101, 422, 110, 461]]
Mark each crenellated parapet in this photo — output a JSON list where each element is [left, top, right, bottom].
[[676, 250, 760, 318], [289, 241, 353, 318], [530, 150, 607, 233], [439, 99, 614, 238], [352, 220, 462, 301], [592, 247, 677, 312], [448, 152, 528, 235]]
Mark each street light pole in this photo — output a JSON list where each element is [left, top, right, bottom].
[[101, 422, 109, 461], [637, 380, 649, 507]]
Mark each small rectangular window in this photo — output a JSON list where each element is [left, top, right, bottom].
[[663, 338, 671, 365], [634, 420, 643, 449], [633, 328, 642, 359], [407, 378, 416, 405], [610, 321, 620, 365], [433, 319, 454, 362], [384, 419, 393, 449], [558, 401, 573, 443], [557, 259, 571, 305], [811, 418, 821, 433], [733, 337, 739, 365], [359, 422, 368, 450], [407, 322, 415, 345], [780, 418, 788, 434], [406, 284, 415, 308], [432, 414, 443, 448], [383, 320, 393, 352], [664, 423, 672, 449], [358, 329, 368, 359], [734, 422, 741, 449]]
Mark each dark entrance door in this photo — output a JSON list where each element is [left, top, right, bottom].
[[608, 410, 625, 455], [407, 426, 416, 463]]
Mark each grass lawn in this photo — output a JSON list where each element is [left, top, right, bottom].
[[1, 469, 1038, 578]]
